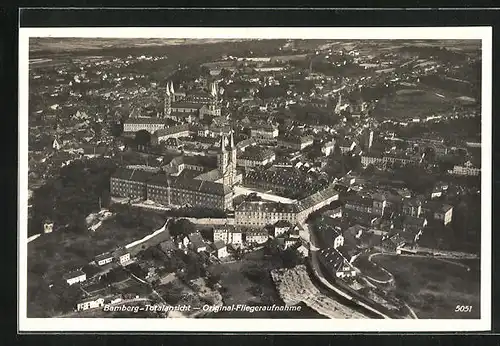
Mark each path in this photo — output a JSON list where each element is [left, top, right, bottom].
[[405, 302, 419, 319], [413, 247, 479, 259], [184, 217, 235, 225], [302, 221, 392, 319], [27, 233, 41, 243], [376, 252, 477, 261], [234, 186, 296, 204], [366, 253, 395, 284], [435, 257, 472, 271]]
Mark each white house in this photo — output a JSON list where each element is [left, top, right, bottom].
[[297, 244, 309, 257], [52, 138, 61, 150], [434, 204, 453, 225], [95, 253, 114, 266], [246, 230, 269, 245], [213, 241, 229, 258], [451, 161, 480, 176], [64, 270, 87, 286], [213, 226, 243, 246], [335, 261, 357, 278], [284, 237, 299, 249], [76, 297, 105, 311], [321, 140, 335, 156], [188, 233, 207, 252], [114, 248, 131, 265], [274, 220, 292, 237], [43, 221, 54, 233]]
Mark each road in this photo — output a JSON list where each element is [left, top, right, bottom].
[[300, 222, 392, 319], [413, 247, 479, 259], [366, 253, 395, 284], [184, 217, 235, 225], [234, 186, 296, 204]]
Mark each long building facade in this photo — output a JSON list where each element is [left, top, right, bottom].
[[234, 183, 339, 226], [110, 168, 233, 210]]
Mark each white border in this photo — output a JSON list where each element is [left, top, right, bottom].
[[18, 27, 492, 332]]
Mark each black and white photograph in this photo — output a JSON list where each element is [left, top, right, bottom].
[[18, 26, 492, 332]]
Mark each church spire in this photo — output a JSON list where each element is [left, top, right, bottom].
[[220, 132, 226, 152], [164, 82, 171, 117]]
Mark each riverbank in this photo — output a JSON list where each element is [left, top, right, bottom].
[[271, 265, 368, 319]]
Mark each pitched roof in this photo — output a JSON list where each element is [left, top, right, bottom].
[[403, 216, 427, 227], [63, 270, 86, 280], [213, 240, 226, 250], [440, 204, 453, 212], [188, 233, 206, 248], [296, 183, 339, 212], [275, 220, 292, 228], [154, 124, 190, 137], [125, 117, 166, 125], [95, 253, 114, 262], [194, 168, 223, 182], [171, 177, 232, 196], [111, 167, 154, 183], [235, 200, 299, 214], [171, 102, 205, 109]]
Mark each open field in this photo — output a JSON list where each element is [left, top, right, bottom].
[[26, 208, 168, 316], [209, 251, 283, 307], [354, 254, 393, 282], [373, 88, 453, 120], [372, 255, 480, 319]]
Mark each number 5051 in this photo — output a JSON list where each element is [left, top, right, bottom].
[[455, 305, 472, 313]]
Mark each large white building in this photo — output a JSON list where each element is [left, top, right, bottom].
[[213, 225, 243, 246], [250, 124, 279, 139], [76, 297, 105, 312], [451, 161, 480, 176], [123, 118, 166, 133], [434, 204, 453, 225], [235, 183, 340, 226], [63, 270, 87, 286], [152, 124, 190, 144], [245, 229, 270, 244], [237, 148, 276, 168]]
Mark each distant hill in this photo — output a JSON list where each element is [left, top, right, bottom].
[[29, 38, 250, 53]]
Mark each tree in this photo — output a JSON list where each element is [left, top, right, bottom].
[[30, 158, 118, 234], [220, 68, 233, 79], [206, 272, 221, 289], [364, 164, 376, 175], [281, 248, 304, 268], [169, 219, 195, 238], [110, 121, 124, 137], [134, 130, 151, 149]]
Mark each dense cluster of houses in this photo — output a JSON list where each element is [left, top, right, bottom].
[[310, 171, 458, 279]]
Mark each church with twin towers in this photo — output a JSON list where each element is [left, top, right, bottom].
[[161, 79, 240, 188], [162, 80, 222, 120]]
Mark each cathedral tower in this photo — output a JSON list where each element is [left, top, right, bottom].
[[169, 81, 175, 102], [335, 94, 342, 115], [217, 130, 238, 187], [230, 129, 237, 175], [164, 83, 171, 117], [218, 132, 230, 186]]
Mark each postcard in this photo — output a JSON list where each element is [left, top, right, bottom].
[[18, 26, 491, 332]]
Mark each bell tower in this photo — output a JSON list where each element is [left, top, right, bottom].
[[164, 82, 171, 117], [230, 129, 237, 178], [218, 132, 229, 185]]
